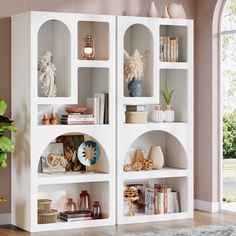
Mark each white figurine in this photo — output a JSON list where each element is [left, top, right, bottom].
[[38, 50, 57, 97]]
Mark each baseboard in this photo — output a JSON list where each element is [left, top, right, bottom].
[[0, 213, 11, 225], [194, 199, 219, 213]]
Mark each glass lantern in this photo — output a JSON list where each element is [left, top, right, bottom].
[[81, 32, 95, 60]]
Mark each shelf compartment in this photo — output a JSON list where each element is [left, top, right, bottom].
[[38, 172, 111, 185], [160, 69, 188, 122], [123, 167, 188, 180], [37, 181, 110, 224], [123, 177, 188, 218], [124, 24, 154, 97], [159, 25, 188, 63], [78, 21, 109, 60], [37, 132, 110, 175], [78, 67, 109, 106], [38, 20, 71, 97], [125, 130, 188, 170]]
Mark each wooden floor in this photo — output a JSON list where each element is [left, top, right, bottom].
[[0, 211, 236, 236]]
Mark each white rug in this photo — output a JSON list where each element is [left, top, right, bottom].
[[118, 224, 236, 236]]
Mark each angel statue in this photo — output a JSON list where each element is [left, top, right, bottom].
[[38, 50, 57, 97]]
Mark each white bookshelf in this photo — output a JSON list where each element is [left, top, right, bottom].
[[11, 11, 193, 232], [117, 16, 193, 224], [11, 11, 116, 232]]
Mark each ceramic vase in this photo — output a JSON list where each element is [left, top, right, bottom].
[[148, 1, 158, 17], [167, 3, 186, 19], [152, 104, 165, 122], [163, 6, 170, 18], [128, 78, 142, 97], [148, 145, 164, 169], [164, 105, 175, 122]]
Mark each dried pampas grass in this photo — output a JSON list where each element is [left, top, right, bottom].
[[124, 49, 148, 82]]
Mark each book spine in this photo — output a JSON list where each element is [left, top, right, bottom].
[[62, 114, 93, 118], [61, 117, 95, 122], [158, 192, 164, 214], [167, 188, 172, 214], [175, 37, 179, 62], [164, 185, 168, 214], [126, 105, 146, 112], [160, 37, 164, 61]]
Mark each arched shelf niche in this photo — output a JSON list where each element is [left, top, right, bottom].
[[123, 24, 154, 97], [38, 20, 71, 97], [125, 130, 188, 170], [37, 132, 109, 174]]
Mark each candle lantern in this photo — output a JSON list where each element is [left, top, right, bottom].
[[81, 32, 95, 60]]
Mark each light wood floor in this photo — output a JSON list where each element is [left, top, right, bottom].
[[0, 211, 236, 236]]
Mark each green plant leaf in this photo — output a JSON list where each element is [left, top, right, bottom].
[[0, 136, 14, 153], [0, 115, 13, 123], [0, 152, 7, 168], [0, 99, 7, 116], [0, 125, 17, 133]]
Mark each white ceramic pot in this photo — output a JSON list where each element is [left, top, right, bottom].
[[148, 1, 158, 17], [152, 105, 164, 123], [148, 145, 164, 169], [167, 3, 186, 19], [164, 105, 175, 122]]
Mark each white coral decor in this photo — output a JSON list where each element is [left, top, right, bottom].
[[124, 49, 146, 82]]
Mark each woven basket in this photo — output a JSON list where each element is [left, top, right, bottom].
[[38, 199, 52, 213], [38, 209, 58, 224]]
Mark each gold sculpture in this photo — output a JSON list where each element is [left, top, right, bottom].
[[124, 187, 139, 216], [132, 149, 145, 171]]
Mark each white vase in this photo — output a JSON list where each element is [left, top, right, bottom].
[[167, 3, 186, 19], [152, 105, 164, 123], [148, 146, 164, 169], [148, 2, 158, 17], [162, 6, 170, 18], [164, 105, 175, 122]]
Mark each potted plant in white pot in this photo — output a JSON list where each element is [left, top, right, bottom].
[[124, 49, 147, 97], [161, 86, 175, 122], [0, 99, 17, 168]]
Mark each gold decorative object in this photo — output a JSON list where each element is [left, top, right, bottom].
[[81, 32, 95, 60], [0, 197, 6, 204], [124, 153, 132, 171], [143, 158, 154, 171], [124, 186, 139, 216], [132, 149, 145, 171]]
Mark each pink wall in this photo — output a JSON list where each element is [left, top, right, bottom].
[[0, 0, 221, 214]]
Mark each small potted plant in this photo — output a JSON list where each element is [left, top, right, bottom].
[[0, 99, 17, 168], [124, 49, 147, 97], [161, 86, 175, 122]]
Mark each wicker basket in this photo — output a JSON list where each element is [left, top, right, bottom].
[[38, 199, 52, 213], [38, 209, 58, 224]]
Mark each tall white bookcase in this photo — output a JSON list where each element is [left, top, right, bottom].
[[117, 16, 193, 224], [11, 11, 193, 232], [11, 11, 116, 232]]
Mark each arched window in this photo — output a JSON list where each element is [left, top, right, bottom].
[[220, 0, 236, 212]]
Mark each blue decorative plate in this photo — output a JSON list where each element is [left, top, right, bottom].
[[78, 140, 100, 166]]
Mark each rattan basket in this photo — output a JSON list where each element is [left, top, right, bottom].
[[38, 209, 58, 224], [38, 199, 52, 213]]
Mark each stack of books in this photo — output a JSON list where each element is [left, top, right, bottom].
[[153, 184, 180, 214], [87, 93, 109, 125], [59, 210, 93, 222], [61, 113, 94, 125], [160, 36, 179, 62]]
